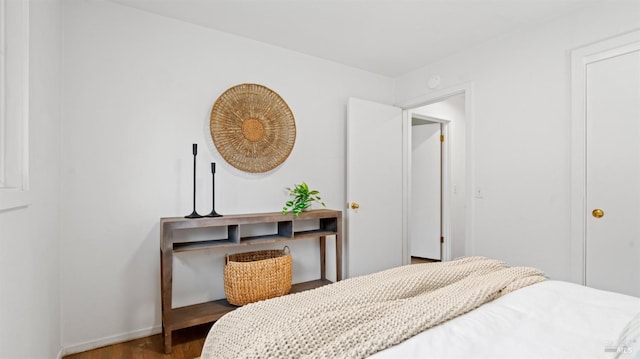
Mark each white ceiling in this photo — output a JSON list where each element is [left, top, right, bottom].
[[109, 0, 610, 77]]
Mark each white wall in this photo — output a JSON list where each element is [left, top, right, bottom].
[[395, 2, 640, 280], [60, 0, 393, 352], [0, 0, 62, 358]]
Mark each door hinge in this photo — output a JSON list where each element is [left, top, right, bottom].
[[440, 236, 444, 243], [440, 134, 445, 142]]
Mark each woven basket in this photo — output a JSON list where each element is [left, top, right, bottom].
[[224, 246, 292, 306]]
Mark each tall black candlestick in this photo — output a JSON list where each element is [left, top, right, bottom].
[[205, 162, 222, 217], [185, 144, 202, 218]]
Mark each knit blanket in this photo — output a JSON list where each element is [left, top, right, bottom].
[[200, 256, 546, 359]]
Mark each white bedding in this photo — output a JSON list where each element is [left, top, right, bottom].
[[371, 280, 640, 359]]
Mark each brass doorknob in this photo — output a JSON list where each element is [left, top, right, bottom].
[[592, 208, 604, 218], [350, 202, 360, 210]]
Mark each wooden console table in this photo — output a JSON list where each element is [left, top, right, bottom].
[[160, 209, 342, 353]]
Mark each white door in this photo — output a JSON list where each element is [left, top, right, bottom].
[[410, 122, 441, 260], [346, 98, 404, 278], [585, 48, 640, 297]]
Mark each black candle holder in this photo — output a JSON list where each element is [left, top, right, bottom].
[[185, 143, 203, 219], [205, 162, 222, 217]]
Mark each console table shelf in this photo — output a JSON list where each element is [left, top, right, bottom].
[[170, 278, 332, 332], [160, 209, 342, 354]]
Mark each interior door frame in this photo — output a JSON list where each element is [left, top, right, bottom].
[[408, 113, 449, 261], [570, 30, 640, 285], [399, 82, 475, 264]]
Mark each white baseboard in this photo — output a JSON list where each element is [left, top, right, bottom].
[[61, 325, 163, 356], [56, 348, 63, 359]]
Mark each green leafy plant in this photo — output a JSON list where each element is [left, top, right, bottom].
[[282, 182, 326, 216]]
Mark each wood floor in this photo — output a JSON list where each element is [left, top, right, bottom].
[[63, 323, 211, 359], [411, 256, 439, 264]]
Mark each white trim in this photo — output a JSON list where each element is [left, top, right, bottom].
[[441, 123, 451, 261], [61, 325, 163, 356], [411, 113, 447, 123], [0, 188, 31, 211], [401, 109, 410, 265], [19, 0, 29, 192], [0, 0, 6, 187], [0, 0, 29, 211], [398, 82, 475, 261], [570, 30, 640, 285], [405, 112, 451, 262]]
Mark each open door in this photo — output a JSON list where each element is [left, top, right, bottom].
[[346, 98, 404, 278]]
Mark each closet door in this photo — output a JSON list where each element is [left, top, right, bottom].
[[585, 48, 640, 297]]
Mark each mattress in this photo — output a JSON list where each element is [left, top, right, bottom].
[[371, 280, 640, 359]]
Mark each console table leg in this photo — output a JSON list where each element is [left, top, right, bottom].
[[160, 241, 173, 353], [336, 232, 342, 281], [163, 328, 172, 354], [319, 236, 326, 280]]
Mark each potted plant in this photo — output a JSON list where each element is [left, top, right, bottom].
[[282, 182, 326, 216]]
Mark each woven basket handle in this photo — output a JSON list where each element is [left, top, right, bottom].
[[283, 246, 290, 254]]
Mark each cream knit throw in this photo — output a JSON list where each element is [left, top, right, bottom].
[[201, 256, 546, 359]]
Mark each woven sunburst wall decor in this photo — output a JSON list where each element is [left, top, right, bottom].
[[210, 84, 296, 173]]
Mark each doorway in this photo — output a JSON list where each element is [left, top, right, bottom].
[[409, 115, 445, 261], [405, 93, 466, 263], [346, 85, 473, 277]]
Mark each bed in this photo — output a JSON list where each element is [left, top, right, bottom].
[[200, 256, 640, 359]]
